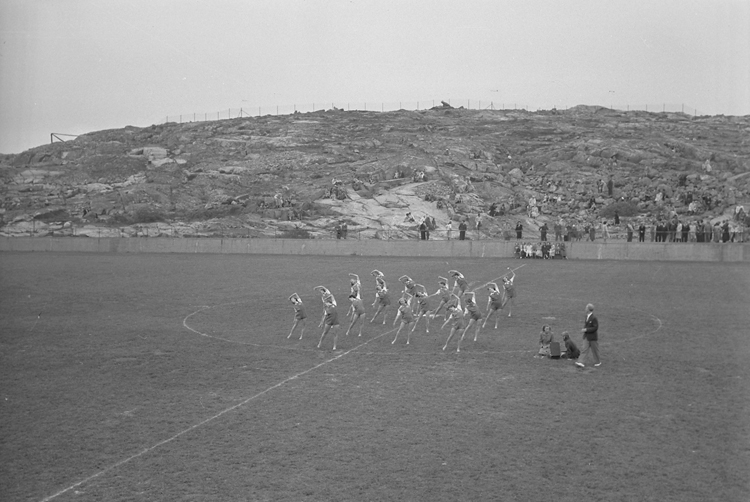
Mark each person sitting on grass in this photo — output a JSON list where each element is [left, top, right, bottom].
[[562, 332, 580, 360], [536, 325, 554, 358]]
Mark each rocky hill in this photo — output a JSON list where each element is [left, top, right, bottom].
[[2, 104, 749, 240]]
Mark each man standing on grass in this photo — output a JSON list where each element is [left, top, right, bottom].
[[576, 303, 601, 368]]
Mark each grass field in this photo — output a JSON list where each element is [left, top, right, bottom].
[[1, 252, 749, 502]]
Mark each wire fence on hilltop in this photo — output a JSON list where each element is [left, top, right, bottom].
[[163, 100, 705, 124]]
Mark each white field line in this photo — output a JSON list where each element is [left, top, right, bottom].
[[39, 328, 393, 502], [42, 266, 659, 500]]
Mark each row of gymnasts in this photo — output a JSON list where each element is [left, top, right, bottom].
[[288, 268, 517, 351]]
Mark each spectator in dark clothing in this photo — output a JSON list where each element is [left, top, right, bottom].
[[459, 221, 467, 240], [515, 222, 523, 240], [540, 223, 548, 241], [614, 210, 620, 225], [638, 223, 646, 242], [655, 221, 665, 242], [419, 221, 428, 240], [562, 332, 580, 360], [607, 178, 614, 197], [554, 221, 563, 241]]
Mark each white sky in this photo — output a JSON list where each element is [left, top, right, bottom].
[[1, 0, 749, 154]]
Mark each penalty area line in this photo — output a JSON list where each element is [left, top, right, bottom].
[[39, 328, 394, 502]]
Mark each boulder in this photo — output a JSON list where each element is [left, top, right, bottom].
[[545, 161, 570, 172], [150, 158, 174, 168], [143, 147, 168, 161]]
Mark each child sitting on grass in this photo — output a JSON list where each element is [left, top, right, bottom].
[[535, 325, 554, 358]]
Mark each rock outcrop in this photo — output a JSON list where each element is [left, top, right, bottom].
[[1, 106, 748, 238]]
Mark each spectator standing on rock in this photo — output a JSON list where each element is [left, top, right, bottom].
[[419, 219, 428, 240], [515, 221, 523, 240], [540, 223, 549, 241], [554, 220, 563, 241], [459, 220, 467, 240], [607, 178, 614, 197], [614, 210, 620, 225], [589, 223, 596, 241]]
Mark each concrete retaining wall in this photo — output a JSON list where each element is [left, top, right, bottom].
[[1, 237, 748, 262]]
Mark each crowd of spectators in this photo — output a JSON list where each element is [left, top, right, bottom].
[[514, 241, 567, 259]]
